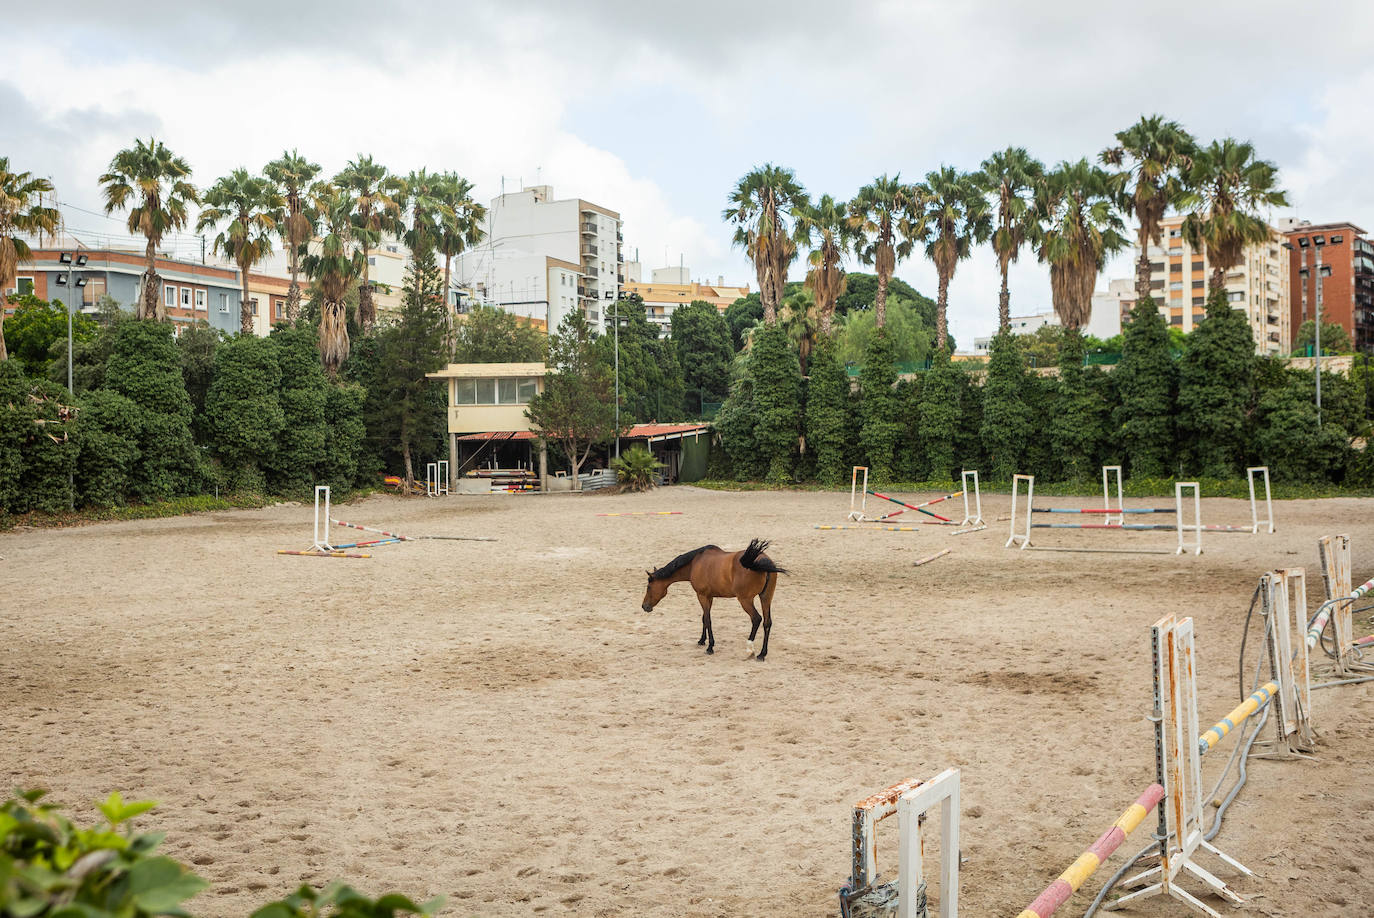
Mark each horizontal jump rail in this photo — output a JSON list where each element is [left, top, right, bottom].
[[278, 549, 371, 559], [868, 489, 954, 523], [814, 524, 919, 532], [1032, 507, 1175, 514], [1015, 784, 1165, 918], [333, 519, 415, 541], [1033, 523, 1178, 531], [596, 511, 684, 516], [1197, 681, 1279, 755], [1305, 575, 1374, 649]]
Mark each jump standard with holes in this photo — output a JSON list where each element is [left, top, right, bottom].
[[276, 486, 496, 559], [836, 532, 1374, 918]]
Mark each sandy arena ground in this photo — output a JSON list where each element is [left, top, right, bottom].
[[3, 486, 1374, 917]]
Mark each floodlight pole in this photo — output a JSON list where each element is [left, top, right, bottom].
[[1315, 241, 1323, 428]]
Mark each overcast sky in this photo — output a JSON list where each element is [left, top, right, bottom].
[[5, 0, 1373, 345]]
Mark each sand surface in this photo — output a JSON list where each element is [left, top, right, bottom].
[[3, 486, 1373, 917]]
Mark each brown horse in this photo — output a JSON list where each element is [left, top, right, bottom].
[[641, 538, 786, 660]]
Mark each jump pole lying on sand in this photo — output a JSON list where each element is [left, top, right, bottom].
[[596, 511, 684, 517], [1313, 534, 1374, 679], [1014, 784, 1165, 918], [814, 525, 920, 532], [277, 549, 371, 559], [333, 518, 497, 543], [913, 548, 951, 566], [838, 769, 960, 918], [1007, 475, 1202, 555]]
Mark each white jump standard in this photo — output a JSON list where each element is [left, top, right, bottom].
[[847, 466, 984, 531], [1007, 475, 1202, 555]]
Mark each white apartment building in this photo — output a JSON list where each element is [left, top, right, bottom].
[[1087, 277, 1136, 340], [1141, 214, 1290, 355], [971, 310, 1059, 352], [455, 185, 623, 330]]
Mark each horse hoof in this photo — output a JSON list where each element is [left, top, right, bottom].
[[755, 654, 768, 662], [697, 639, 706, 646], [706, 647, 714, 655]]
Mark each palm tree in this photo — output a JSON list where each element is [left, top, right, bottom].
[[196, 169, 284, 334], [779, 287, 820, 376], [914, 167, 991, 350], [1032, 159, 1129, 330], [335, 155, 401, 331], [398, 168, 448, 266], [303, 182, 364, 374], [433, 172, 486, 346], [978, 147, 1043, 332], [264, 150, 320, 323], [793, 194, 849, 336], [847, 175, 919, 329], [1180, 139, 1288, 294], [0, 158, 60, 361], [99, 138, 198, 320], [722, 164, 805, 324], [1100, 116, 1197, 303]]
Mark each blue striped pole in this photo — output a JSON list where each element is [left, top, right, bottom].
[[1031, 507, 1175, 514], [1031, 523, 1178, 531]]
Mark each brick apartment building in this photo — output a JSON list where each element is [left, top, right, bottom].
[[1279, 219, 1374, 353]]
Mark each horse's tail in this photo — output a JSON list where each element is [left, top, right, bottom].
[[740, 538, 788, 574]]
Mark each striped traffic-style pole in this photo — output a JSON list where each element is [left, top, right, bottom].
[[813, 524, 919, 531], [1305, 575, 1374, 649], [1032, 507, 1176, 514], [867, 490, 955, 523], [330, 538, 403, 550], [1197, 681, 1279, 755], [1015, 784, 1165, 918], [334, 519, 414, 541], [1032, 523, 1178, 531]]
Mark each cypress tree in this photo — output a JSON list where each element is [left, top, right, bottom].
[[75, 389, 141, 507], [205, 335, 285, 491], [267, 323, 330, 494], [917, 350, 962, 481], [1114, 296, 1176, 477], [322, 381, 367, 492], [1050, 329, 1107, 481], [1177, 289, 1256, 477], [749, 323, 802, 483], [979, 332, 1032, 480], [103, 319, 203, 498], [805, 335, 849, 485], [714, 365, 762, 481], [859, 328, 901, 482]]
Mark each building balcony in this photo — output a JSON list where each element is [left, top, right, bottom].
[[584, 265, 599, 278], [581, 243, 597, 257], [581, 222, 597, 234], [616, 231, 623, 242], [1267, 314, 1279, 326], [1267, 332, 1280, 343], [617, 274, 625, 284], [617, 251, 624, 264]]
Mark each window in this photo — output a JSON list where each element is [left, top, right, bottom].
[[368, 256, 376, 265], [517, 377, 538, 403], [180, 287, 192, 308], [1168, 247, 1182, 256], [1170, 315, 1182, 325], [195, 289, 207, 311], [165, 285, 177, 306], [249, 298, 259, 316], [275, 299, 285, 318], [454, 379, 476, 404], [1192, 280, 1204, 289], [1170, 281, 1183, 290], [1149, 261, 1164, 273], [1150, 279, 1165, 290], [498, 378, 518, 404], [1169, 228, 1181, 238], [1192, 296, 1205, 306], [1170, 263, 1183, 274], [8, 275, 34, 296], [1192, 260, 1203, 271], [1228, 291, 1244, 302], [219, 293, 229, 313], [476, 378, 496, 403]]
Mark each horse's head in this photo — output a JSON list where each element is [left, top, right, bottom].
[[642, 571, 669, 612]]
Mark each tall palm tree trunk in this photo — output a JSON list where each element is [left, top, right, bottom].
[[241, 268, 254, 335], [1135, 251, 1153, 304], [1209, 264, 1226, 296], [143, 237, 162, 321], [0, 305, 9, 360], [998, 255, 1011, 332], [442, 255, 455, 354], [875, 270, 888, 329], [358, 244, 375, 330], [287, 246, 301, 323], [936, 272, 950, 350], [320, 297, 350, 375]]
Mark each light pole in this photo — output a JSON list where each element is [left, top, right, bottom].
[[612, 295, 621, 458], [54, 250, 89, 394]]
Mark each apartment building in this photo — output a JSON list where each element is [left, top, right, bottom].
[[1089, 277, 1136, 338], [1141, 214, 1290, 355], [454, 185, 622, 330], [1278, 219, 1374, 353], [11, 245, 241, 334], [623, 268, 750, 332]]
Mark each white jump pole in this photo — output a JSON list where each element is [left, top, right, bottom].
[[848, 466, 870, 522], [426, 462, 438, 498], [957, 469, 984, 532], [1006, 474, 1034, 549], [436, 460, 450, 496], [312, 485, 333, 552], [1103, 464, 1124, 526], [1246, 467, 1274, 534], [1175, 482, 1202, 555]]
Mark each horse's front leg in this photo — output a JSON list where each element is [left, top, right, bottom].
[[696, 592, 715, 654], [737, 593, 763, 658]]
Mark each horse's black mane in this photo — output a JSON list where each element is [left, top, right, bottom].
[[649, 544, 719, 580]]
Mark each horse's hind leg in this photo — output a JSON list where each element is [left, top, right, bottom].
[[737, 592, 763, 658], [756, 573, 776, 661], [696, 593, 715, 654]]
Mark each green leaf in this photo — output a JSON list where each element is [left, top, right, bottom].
[[125, 856, 207, 913], [249, 902, 300, 918], [98, 792, 156, 827]]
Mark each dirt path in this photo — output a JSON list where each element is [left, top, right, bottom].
[[3, 487, 1372, 917]]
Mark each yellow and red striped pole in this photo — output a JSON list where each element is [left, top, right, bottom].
[[1015, 783, 1164, 918]]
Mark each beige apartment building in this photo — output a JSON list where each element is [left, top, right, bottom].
[[623, 268, 750, 332], [1142, 214, 1290, 355]]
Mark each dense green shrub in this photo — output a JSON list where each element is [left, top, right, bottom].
[[103, 320, 203, 498], [76, 389, 142, 507], [1177, 291, 1255, 478], [805, 335, 850, 485], [1114, 296, 1176, 477], [748, 324, 802, 483], [611, 445, 663, 491], [267, 324, 330, 493], [1050, 330, 1108, 481], [916, 350, 962, 480], [321, 381, 368, 492], [980, 332, 1032, 479], [204, 335, 284, 491], [858, 329, 901, 482]]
